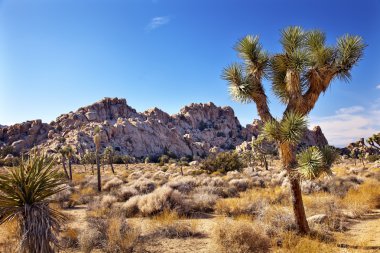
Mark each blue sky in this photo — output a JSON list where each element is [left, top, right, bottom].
[[0, 0, 379, 146]]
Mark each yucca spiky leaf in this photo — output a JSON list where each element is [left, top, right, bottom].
[[280, 112, 308, 144], [0, 153, 67, 252], [297, 146, 324, 180], [319, 145, 338, 173], [280, 26, 305, 54], [335, 35, 365, 81], [297, 145, 338, 180], [223, 64, 253, 103], [263, 119, 281, 142], [235, 35, 269, 77]]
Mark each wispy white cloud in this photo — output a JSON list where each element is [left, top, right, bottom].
[[335, 106, 364, 114], [376, 84, 380, 89], [311, 103, 380, 147], [146, 16, 170, 31]]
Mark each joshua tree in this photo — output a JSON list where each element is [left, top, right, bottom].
[[223, 26, 364, 234], [367, 133, 380, 151], [83, 151, 96, 174], [64, 145, 74, 181], [57, 146, 70, 179], [104, 146, 116, 174], [93, 126, 102, 192], [0, 153, 67, 253], [251, 135, 276, 170]]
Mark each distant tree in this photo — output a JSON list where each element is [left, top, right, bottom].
[[83, 152, 96, 174], [57, 146, 70, 179], [223, 26, 364, 233], [93, 126, 102, 192], [367, 133, 380, 151], [103, 146, 116, 174], [63, 146, 74, 181], [251, 135, 276, 170]]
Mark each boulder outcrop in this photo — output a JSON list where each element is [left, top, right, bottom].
[[0, 97, 329, 158]]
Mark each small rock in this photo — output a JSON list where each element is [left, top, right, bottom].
[[307, 214, 328, 224]]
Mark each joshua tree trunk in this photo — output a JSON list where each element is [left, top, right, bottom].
[[68, 159, 73, 181], [62, 158, 69, 179], [264, 155, 268, 170], [180, 166, 184, 176], [279, 142, 309, 234], [91, 164, 94, 175], [96, 150, 101, 192], [110, 162, 115, 174]]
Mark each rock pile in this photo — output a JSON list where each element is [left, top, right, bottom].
[[0, 97, 328, 158]]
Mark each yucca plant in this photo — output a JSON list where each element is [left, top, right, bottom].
[[93, 126, 102, 192], [0, 153, 67, 253], [297, 146, 338, 180], [223, 26, 364, 233]]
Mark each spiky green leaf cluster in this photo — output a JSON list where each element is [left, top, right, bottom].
[[0, 154, 67, 220], [223, 36, 269, 103], [297, 145, 338, 180], [263, 112, 307, 144], [223, 26, 365, 108], [0, 153, 67, 252]]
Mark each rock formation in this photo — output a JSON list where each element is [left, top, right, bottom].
[[0, 97, 328, 159]]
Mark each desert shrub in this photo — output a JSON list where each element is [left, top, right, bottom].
[[117, 185, 139, 201], [187, 192, 219, 213], [148, 210, 202, 238], [131, 178, 156, 194], [213, 219, 270, 253], [101, 194, 118, 209], [215, 187, 288, 217], [259, 206, 296, 236], [341, 179, 380, 216], [122, 186, 184, 217], [229, 178, 250, 192], [367, 154, 380, 162], [79, 216, 139, 253], [215, 197, 267, 216], [0, 145, 16, 158], [103, 177, 124, 191], [196, 185, 238, 198], [167, 176, 197, 193], [158, 155, 170, 166], [60, 227, 79, 249], [278, 231, 338, 253], [78, 186, 97, 204], [201, 151, 244, 173], [320, 176, 361, 197], [105, 217, 140, 253]]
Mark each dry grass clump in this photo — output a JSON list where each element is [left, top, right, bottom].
[[131, 178, 156, 194], [259, 205, 296, 236], [215, 187, 288, 216], [122, 186, 183, 216], [167, 176, 197, 193], [79, 216, 140, 253], [229, 178, 250, 192], [117, 185, 139, 201], [341, 179, 380, 216], [213, 218, 270, 253], [103, 177, 124, 191], [78, 186, 97, 204], [274, 231, 338, 253], [148, 209, 202, 238], [187, 192, 219, 213], [0, 219, 18, 252], [60, 227, 79, 249]]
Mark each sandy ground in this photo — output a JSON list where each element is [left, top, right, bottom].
[[337, 209, 380, 252]]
